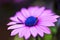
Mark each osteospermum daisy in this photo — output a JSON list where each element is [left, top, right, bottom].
[[7, 6, 59, 39]]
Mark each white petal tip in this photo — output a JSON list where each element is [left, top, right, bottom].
[[39, 34, 44, 37], [7, 23, 11, 25], [47, 32, 51, 34], [24, 34, 30, 39], [10, 34, 16, 36], [41, 7, 45, 9], [40, 35, 44, 37], [10, 34, 13, 36], [32, 35, 37, 38], [45, 31, 51, 34], [7, 27, 11, 30]]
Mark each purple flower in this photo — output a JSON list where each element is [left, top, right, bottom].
[[13, 0, 24, 3], [57, 17, 60, 27], [7, 6, 59, 39], [13, 0, 28, 3]]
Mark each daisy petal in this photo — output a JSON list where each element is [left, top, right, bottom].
[[40, 26, 51, 34], [40, 21, 55, 26], [52, 15, 59, 18], [40, 16, 57, 22], [23, 27, 30, 39], [34, 7, 45, 17], [16, 12, 26, 23], [36, 26, 44, 37], [7, 22, 17, 25], [11, 29, 19, 36], [10, 16, 20, 22], [40, 10, 53, 17], [18, 28, 25, 38], [8, 24, 24, 30], [21, 8, 30, 18], [30, 27, 37, 37], [28, 6, 39, 16]]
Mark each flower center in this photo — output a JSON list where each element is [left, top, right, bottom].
[[25, 16, 38, 27]]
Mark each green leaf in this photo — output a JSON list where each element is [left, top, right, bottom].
[[14, 35, 24, 40], [50, 27, 57, 34], [43, 34, 52, 40]]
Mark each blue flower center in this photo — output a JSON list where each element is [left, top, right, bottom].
[[25, 16, 38, 27]]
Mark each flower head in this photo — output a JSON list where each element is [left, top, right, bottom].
[[7, 6, 59, 39]]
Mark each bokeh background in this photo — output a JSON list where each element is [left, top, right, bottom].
[[0, 0, 60, 40]]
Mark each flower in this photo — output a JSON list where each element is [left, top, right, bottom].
[[13, 0, 24, 3], [13, 0, 31, 3], [57, 17, 60, 27], [7, 6, 59, 39]]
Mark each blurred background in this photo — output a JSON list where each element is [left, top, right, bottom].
[[0, 0, 60, 40]]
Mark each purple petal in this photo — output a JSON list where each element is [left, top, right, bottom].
[[40, 10, 53, 17], [10, 16, 20, 22], [11, 29, 20, 36], [40, 10, 59, 18], [28, 6, 39, 16], [36, 26, 44, 37], [34, 7, 45, 17], [39, 26, 51, 34], [43, 15, 59, 22], [38, 10, 59, 23], [52, 15, 59, 18], [30, 27, 37, 37], [8, 24, 24, 30], [15, 12, 26, 23], [21, 8, 30, 18], [23, 27, 30, 39], [39, 16, 57, 23], [7, 22, 17, 25], [18, 28, 25, 38], [39, 21, 55, 26]]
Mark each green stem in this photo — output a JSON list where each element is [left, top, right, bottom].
[[29, 36, 36, 40], [36, 36, 41, 40]]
